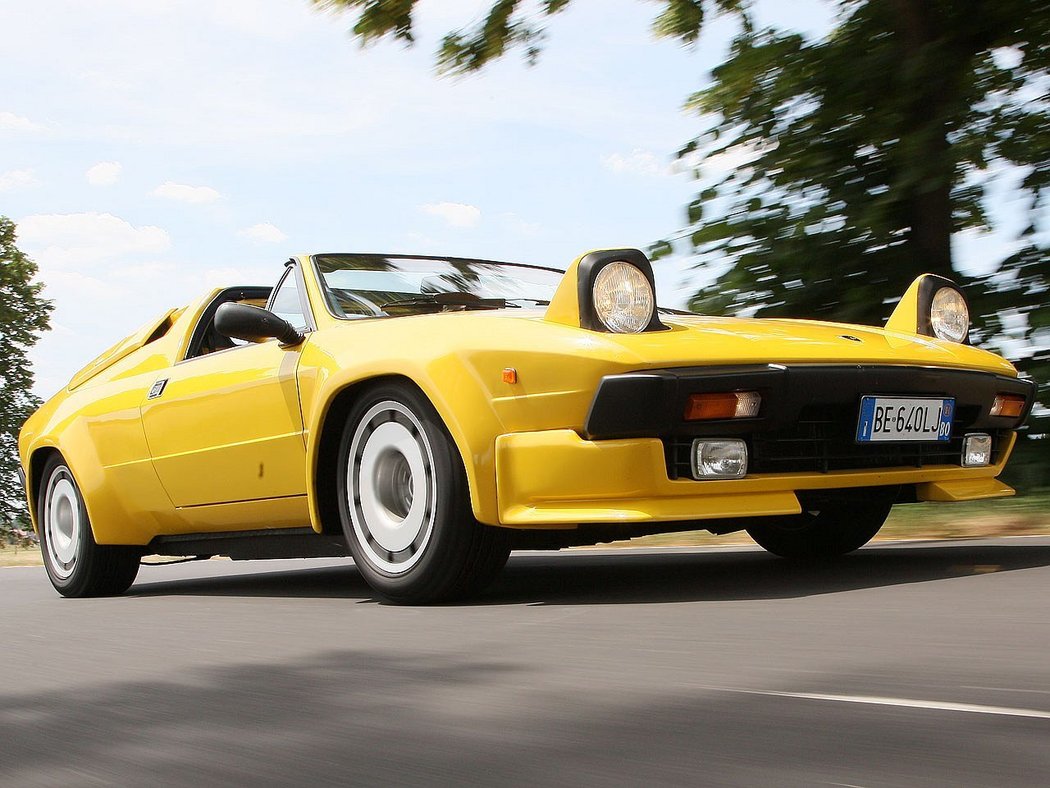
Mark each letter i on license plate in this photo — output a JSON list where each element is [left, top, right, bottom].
[[856, 396, 954, 442]]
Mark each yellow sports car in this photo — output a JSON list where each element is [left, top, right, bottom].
[[18, 249, 1035, 602]]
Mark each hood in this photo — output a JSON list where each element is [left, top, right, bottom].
[[594, 314, 1017, 375]]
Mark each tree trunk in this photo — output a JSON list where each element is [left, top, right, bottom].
[[890, 0, 956, 279]]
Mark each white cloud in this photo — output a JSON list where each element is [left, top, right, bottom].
[[0, 168, 38, 191], [86, 160, 123, 185], [17, 212, 171, 267], [237, 222, 288, 244], [421, 201, 481, 228], [498, 212, 541, 236], [600, 148, 668, 177], [0, 111, 44, 132], [152, 181, 222, 203], [111, 260, 177, 281], [43, 269, 124, 300], [686, 143, 762, 180]]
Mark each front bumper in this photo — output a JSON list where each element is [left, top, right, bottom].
[[494, 364, 1033, 527], [494, 429, 1015, 526]]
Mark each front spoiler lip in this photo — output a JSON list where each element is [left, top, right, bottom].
[[583, 363, 1037, 440]]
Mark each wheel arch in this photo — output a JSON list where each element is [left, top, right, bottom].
[[311, 375, 401, 535], [27, 444, 111, 546], [309, 373, 494, 536], [27, 445, 63, 533]]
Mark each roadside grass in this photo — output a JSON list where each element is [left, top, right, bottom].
[[597, 490, 1050, 548], [3, 493, 1049, 566], [0, 542, 43, 567]]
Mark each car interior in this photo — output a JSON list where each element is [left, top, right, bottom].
[[184, 286, 271, 360]]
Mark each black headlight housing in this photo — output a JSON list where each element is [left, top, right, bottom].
[[576, 248, 666, 333]]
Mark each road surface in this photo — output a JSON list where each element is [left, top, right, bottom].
[[3, 538, 1050, 787]]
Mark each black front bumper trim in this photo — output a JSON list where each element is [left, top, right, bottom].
[[583, 364, 1037, 440]]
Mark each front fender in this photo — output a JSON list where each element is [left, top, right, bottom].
[[298, 316, 634, 529]]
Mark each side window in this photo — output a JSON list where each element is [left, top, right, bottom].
[[269, 268, 308, 330]]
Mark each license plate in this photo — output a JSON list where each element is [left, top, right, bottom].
[[856, 396, 954, 442]]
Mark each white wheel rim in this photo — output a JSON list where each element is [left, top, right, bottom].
[[44, 468, 81, 580], [347, 401, 437, 574]]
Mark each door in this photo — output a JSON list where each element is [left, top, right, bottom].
[[140, 341, 307, 507], [140, 266, 312, 510]]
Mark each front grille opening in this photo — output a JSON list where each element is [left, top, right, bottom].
[[665, 404, 1006, 479]]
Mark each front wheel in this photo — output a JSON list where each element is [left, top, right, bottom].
[[37, 455, 141, 597], [337, 384, 510, 604], [746, 496, 893, 559]]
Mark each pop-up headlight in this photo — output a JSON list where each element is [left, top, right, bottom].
[[929, 286, 969, 343]]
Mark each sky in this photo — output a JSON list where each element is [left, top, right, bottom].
[[1, 0, 1022, 398]]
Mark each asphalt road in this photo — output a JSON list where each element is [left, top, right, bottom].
[[3, 538, 1050, 787]]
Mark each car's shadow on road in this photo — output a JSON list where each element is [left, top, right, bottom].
[[127, 539, 1050, 605]]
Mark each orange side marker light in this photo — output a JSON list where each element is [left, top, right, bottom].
[[684, 391, 761, 421], [990, 393, 1025, 418]]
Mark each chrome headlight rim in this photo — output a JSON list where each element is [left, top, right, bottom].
[[575, 248, 665, 334]]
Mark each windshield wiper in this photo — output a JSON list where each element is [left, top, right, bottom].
[[379, 293, 518, 311]]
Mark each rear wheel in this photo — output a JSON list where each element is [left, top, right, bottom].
[[337, 383, 510, 603], [37, 455, 141, 597], [746, 496, 893, 559]]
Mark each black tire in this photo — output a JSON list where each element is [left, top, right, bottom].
[[746, 496, 893, 559], [336, 383, 510, 604], [36, 455, 141, 597]]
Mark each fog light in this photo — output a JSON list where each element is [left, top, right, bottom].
[[691, 439, 748, 479], [962, 433, 992, 467]]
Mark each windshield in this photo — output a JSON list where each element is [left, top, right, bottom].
[[313, 254, 564, 318]]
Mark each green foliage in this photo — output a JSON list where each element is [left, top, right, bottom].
[[313, 0, 745, 73], [0, 217, 52, 539], [312, 0, 418, 44], [680, 2, 1048, 314], [675, 1, 1050, 454], [437, 0, 554, 75]]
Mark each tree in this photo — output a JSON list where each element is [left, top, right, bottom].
[[314, 0, 1050, 474], [0, 217, 52, 543], [675, 0, 1049, 478], [312, 0, 744, 74]]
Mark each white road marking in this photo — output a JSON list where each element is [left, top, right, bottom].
[[961, 685, 1050, 696], [716, 688, 1050, 720]]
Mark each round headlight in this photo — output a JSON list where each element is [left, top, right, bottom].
[[930, 286, 968, 343], [592, 262, 655, 333]]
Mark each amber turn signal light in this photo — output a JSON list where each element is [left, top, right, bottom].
[[684, 391, 761, 421], [990, 393, 1025, 418]]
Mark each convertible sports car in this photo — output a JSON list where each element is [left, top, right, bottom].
[[18, 249, 1036, 602]]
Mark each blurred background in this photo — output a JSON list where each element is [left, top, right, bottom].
[[1, 0, 1047, 547]]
